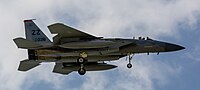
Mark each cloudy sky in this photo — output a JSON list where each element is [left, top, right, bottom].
[[0, 0, 200, 90]]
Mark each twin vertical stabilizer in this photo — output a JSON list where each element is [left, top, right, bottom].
[[24, 19, 51, 45]]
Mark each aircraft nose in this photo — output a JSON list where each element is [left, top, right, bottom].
[[165, 43, 185, 52]]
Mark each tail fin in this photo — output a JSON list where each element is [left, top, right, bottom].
[[24, 19, 51, 45]]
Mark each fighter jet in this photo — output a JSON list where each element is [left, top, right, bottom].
[[13, 19, 185, 75]]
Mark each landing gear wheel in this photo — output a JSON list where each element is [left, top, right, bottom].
[[127, 63, 132, 68], [78, 68, 86, 75], [126, 53, 134, 68], [77, 57, 86, 64]]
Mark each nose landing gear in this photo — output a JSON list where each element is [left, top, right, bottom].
[[127, 63, 132, 68], [126, 53, 134, 68]]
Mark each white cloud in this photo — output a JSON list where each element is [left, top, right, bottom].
[[184, 38, 200, 62], [0, 0, 199, 90], [54, 0, 200, 38], [81, 73, 109, 90]]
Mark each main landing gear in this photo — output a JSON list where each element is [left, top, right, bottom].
[[77, 52, 88, 75], [126, 53, 134, 68], [78, 64, 86, 75]]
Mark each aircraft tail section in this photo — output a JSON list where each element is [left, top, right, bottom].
[[13, 37, 42, 49], [18, 59, 41, 71], [24, 19, 51, 45]]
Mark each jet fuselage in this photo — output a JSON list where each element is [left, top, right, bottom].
[[29, 37, 184, 63]]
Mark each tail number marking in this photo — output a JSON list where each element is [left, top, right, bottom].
[[34, 38, 46, 42], [32, 30, 40, 35]]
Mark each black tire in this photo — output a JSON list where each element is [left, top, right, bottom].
[[127, 63, 132, 68], [78, 68, 86, 75]]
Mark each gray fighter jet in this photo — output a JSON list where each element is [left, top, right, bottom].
[[13, 20, 185, 75]]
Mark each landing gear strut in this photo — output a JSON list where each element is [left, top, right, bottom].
[[126, 53, 134, 68], [78, 64, 86, 75], [77, 52, 88, 75]]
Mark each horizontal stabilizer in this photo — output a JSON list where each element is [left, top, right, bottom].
[[18, 59, 41, 71], [13, 38, 42, 49], [53, 63, 72, 75]]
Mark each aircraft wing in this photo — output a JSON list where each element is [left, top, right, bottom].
[[53, 63, 73, 75], [48, 23, 97, 44]]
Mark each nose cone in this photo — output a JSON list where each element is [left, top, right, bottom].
[[165, 43, 185, 52]]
